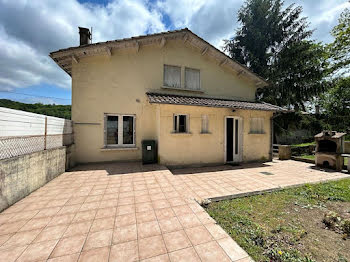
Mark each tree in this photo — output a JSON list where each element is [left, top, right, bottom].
[[225, 0, 327, 109], [319, 77, 350, 132], [328, 8, 350, 75]]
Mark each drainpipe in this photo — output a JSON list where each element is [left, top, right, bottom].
[[270, 112, 282, 161]]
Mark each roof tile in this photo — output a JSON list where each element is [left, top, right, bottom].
[[147, 93, 285, 112]]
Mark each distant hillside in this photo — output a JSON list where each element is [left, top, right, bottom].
[[0, 99, 71, 119]]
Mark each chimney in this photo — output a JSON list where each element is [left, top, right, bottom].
[[79, 27, 91, 46]]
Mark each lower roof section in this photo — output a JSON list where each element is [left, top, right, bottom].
[[147, 92, 286, 112]]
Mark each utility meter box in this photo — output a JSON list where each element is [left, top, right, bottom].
[[142, 140, 157, 164]]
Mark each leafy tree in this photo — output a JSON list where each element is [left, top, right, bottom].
[[0, 99, 71, 119], [328, 8, 350, 75], [319, 77, 350, 132], [225, 0, 327, 109]]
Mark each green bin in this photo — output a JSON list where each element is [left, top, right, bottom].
[[142, 140, 157, 164]]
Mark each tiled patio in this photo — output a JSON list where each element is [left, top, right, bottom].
[[0, 160, 348, 262]]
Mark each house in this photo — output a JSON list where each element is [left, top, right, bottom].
[[50, 28, 284, 166]]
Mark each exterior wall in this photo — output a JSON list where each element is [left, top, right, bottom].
[[345, 141, 350, 154], [71, 40, 262, 163], [157, 104, 273, 166], [0, 147, 66, 212]]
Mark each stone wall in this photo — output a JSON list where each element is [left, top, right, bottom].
[[345, 141, 350, 154], [0, 147, 66, 212]]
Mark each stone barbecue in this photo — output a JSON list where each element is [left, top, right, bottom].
[[315, 131, 346, 171]]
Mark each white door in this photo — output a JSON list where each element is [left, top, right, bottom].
[[225, 117, 243, 163]]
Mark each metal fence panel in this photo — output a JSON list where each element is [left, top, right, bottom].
[[0, 107, 73, 160]]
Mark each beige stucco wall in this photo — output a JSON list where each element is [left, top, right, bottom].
[[71, 39, 272, 164], [157, 104, 272, 166]]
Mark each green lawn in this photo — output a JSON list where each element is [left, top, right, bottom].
[[299, 154, 348, 166], [205, 179, 350, 262], [291, 142, 316, 147]]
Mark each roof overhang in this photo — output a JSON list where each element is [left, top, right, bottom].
[[147, 93, 286, 112], [49, 28, 268, 88]]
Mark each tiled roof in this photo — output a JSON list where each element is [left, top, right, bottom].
[[147, 93, 286, 112]]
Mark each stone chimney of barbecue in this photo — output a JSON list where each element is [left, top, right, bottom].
[[79, 27, 91, 46]]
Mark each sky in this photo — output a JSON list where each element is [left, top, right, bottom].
[[0, 0, 349, 105]]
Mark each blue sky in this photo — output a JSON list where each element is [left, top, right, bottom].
[[0, 0, 348, 105]]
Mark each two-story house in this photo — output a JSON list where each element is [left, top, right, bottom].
[[50, 28, 283, 166]]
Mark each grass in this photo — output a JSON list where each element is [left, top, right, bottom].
[[291, 142, 316, 147], [299, 154, 348, 166], [205, 179, 350, 262]]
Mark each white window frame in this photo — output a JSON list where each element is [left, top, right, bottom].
[[185, 67, 201, 91], [173, 114, 189, 133], [104, 113, 136, 147], [201, 114, 209, 133], [249, 117, 265, 134], [163, 64, 181, 89]]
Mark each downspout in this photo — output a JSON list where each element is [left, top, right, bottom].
[[270, 112, 282, 161]]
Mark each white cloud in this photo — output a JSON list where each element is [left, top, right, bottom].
[[158, 0, 349, 45], [0, 0, 348, 93], [0, 0, 165, 91]]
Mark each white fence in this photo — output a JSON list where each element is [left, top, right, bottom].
[[0, 107, 73, 160]]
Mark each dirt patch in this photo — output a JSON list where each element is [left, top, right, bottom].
[[286, 201, 350, 261]]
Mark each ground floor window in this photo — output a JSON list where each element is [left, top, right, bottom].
[[173, 114, 188, 133], [250, 117, 264, 134], [201, 115, 209, 133], [105, 114, 135, 146]]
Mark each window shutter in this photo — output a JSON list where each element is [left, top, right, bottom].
[[185, 68, 200, 90]]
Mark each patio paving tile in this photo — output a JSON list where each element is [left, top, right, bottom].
[[159, 216, 183, 233], [0, 160, 348, 261], [137, 220, 161, 239], [33, 225, 67, 243], [115, 213, 136, 227], [112, 224, 137, 244], [109, 240, 138, 262], [83, 229, 112, 250], [185, 225, 214, 245], [1, 229, 41, 247], [163, 230, 192, 252], [217, 237, 250, 261], [90, 217, 114, 232], [138, 235, 167, 260], [0, 245, 28, 262], [63, 221, 92, 238], [47, 253, 80, 262], [194, 241, 231, 262], [17, 239, 58, 262], [78, 246, 110, 262], [50, 234, 86, 258], [140, 254, 170, 262], [168, 247, 201, 262]]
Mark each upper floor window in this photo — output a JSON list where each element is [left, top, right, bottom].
[[250, 118, 264, 134], [185, 68, 200, 90], [164, 65, 181, 88]]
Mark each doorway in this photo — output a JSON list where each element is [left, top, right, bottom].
[[225, 117, 242, 163]]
